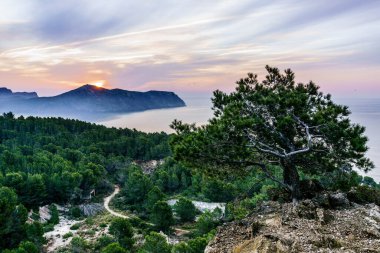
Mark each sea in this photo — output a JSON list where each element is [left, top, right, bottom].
[[96, 96, 380, 182]]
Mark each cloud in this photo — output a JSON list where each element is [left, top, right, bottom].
[[0, 0, 379, 96]]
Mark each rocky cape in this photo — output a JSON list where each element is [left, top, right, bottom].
[[206, 192, 380, 253], [0, 84, 186, 115]]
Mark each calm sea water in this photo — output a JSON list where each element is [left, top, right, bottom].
[[335, 98, 380, 182], [97, 96, 380, 182], [97, 96, 214, 133]]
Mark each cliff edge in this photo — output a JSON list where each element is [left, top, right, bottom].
[[206, 193, 380, 253]]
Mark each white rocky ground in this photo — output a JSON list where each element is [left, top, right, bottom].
[[44, 215, 83, 252], [167, 199, 226, 213]]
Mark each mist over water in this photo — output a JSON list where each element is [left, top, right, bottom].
[[97, 96, 380, 182], [97, 96, 214, 133]]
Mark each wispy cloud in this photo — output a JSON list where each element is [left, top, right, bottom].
[[0, 0, 379, 96]]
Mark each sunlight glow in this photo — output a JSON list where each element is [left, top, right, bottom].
[[92, 81, 105, 88]]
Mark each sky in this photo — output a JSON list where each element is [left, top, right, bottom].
[[0, 0, 379, 98]]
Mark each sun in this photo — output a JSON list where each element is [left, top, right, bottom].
[[92, 81, 105, 88]]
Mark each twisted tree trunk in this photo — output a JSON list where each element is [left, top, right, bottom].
[[281, 158, 301, 204]]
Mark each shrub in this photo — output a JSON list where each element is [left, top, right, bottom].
[[18, 241, 39, 253], [150, 201, 174, 232], [146, 186, 165, 212], [174, 197, 197, 222], [95, 236, 115, 251], [322, 170, 362, 192], [188, 236, 208, 253], [171, 242, 191, 253], [70, 237, 90, 252], [63, 232, 73, 239], [141, 232, 171, 253], [70, 223, 81, 230], [48, 204, 59, 225], [225, 203, 248, 221], [109, 218, 134, 249], [195, 208, 222, 236], [43, 223, 55, 233], [347, 185, 380, 205], [101, 242, 128, 253], [202, 179, 237, 202], [69, 206, 82, 219]]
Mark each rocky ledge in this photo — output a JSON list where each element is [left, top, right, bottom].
[[205, 192, 380, 253]]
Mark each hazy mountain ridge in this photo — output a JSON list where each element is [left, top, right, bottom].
[[0, 84, 186, 115], [0, 87, 38, 99]]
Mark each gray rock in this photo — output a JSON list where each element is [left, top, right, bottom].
[[329, 192, 350, 208]]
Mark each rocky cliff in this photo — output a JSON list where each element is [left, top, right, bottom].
[[205, 193, 380, 253]]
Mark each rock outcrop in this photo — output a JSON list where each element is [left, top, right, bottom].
[[78, 203, 104, 216], [205, 194, 380, 253]]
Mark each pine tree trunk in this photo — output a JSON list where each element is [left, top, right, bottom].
[[281, 158, 301, 204]]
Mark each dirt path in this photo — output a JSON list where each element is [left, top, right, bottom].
[[104, 185, 189, 236], [103, 185, 130, 219]]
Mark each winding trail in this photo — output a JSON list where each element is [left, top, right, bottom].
[[104, 185, 130, 219], [103, 185, 189, 235]]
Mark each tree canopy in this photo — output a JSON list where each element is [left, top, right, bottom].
[[171, 66, 374, 202]]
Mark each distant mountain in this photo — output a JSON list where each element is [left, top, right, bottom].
[[0, 84, 186, 116], [0, 87, 38, 99]]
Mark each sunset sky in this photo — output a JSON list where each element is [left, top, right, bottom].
[[1, 0, 379, 97]]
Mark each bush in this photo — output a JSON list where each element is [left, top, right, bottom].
[[25, 222, 45, 247], [85, 217, 94, 225], [322, 170, 362, 192], [146, 186, 165, 213], [347, 185, 380, 205], [43, 223, 55, 233], [140, 232, 171, 253], [101, 242, 128, 253], [63, 232, 73, 239], [95, 236, 115, 251], [171, 242, 191, 253], [70, 223, 81, 230], [150, 201, 174, 232], [129, 216, 152, 231], [69, 206, 82, 219], [174, 197, 197, 222], [188, 237, 208, 253], [224, 203, 248, 221], [48, 204, 59, 225], [109, 218, 134, 249], [70, 237, 90, 252], [19, 241, 39, 253], [195, 208, 222, 236], [3, 241, 39, 253], [202, 179, 237, 202], [362, 176, 380, 188]]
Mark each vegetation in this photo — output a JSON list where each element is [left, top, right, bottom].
[[108, 218, 134, 249], [0, 114, 169, 252], [0, 66, 379, 252], [149, 201, 174, 232], [48, 204, 60, 225], [195, 208, 222, 236], [139, 232, 171, 253], [171, 66, 374, 202], [101, 242, 129, 253], [174, 197, 197, 222]]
